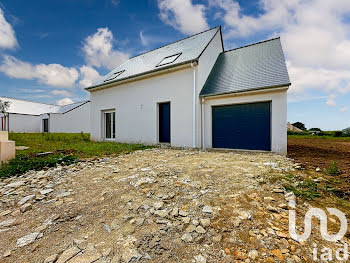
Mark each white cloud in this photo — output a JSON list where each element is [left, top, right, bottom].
[[0, 8, 18, 49], [79, 65, 102, 88], [82, 27, 129, 70], [340, 106, 348, 113], [56, 98, 74, 106], [0, 55, 79, 88], [326, 94, 337, 107], [157, 0, 209, 34], [51, 90, 72, 97], [211, 0, 350, 107], [139, 31, 148, 46]]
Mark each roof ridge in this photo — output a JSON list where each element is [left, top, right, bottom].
[[128, 26, 221, 61], [59, 100, 89, 106], [224, 37, 281, 53], [0, 96, 58, 106]]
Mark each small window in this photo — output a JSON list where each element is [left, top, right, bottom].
[[104, 111, 115, 140], [104, 70, 125, 82], [156, 53, 182, 67]]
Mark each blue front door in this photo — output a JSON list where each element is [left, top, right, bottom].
[[159, 102, 170, 143]]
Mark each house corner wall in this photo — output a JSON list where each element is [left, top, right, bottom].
[[196, 31, 223, 147]]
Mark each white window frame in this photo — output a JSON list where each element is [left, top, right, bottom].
[[103, 110, 116, 141], [156, 53, 182, 67]]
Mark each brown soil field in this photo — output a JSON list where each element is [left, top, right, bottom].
[[288, 137, 350, 197]]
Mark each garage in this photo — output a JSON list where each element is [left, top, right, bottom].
[[212, 101, 271, 150]]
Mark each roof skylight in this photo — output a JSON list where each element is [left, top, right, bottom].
[[156, 53, 182, 67], [104, 70, 125, 82]]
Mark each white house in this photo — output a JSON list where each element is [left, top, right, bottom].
[[0, 97, 90, 133], [86, 26, 291, 154]]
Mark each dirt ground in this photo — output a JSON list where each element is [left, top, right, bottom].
[[0, 148, 349, 263], [288, 137, 350, 176]]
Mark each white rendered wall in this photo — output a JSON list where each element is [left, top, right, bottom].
[[8, 113, 41, 132], [196, 31, 223, 147], [49, 102, 90, 133], [202, 88, 288, 155], [89, 67, 193, 147]]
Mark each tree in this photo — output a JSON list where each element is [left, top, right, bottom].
[[0, 99, 10, 114], [0, 99, 11, 131], [343, 127, 350, 135], [292, 122, 306, 131], [308, 128, 322, 132]]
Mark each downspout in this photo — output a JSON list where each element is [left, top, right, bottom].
[[201, 98, 205, 149], [191, 62, 196, 148]]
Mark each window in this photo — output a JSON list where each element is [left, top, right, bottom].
[[104, 111, 115, 140], [104, 70, 125, 82], [156, 53, 182, 67], [43, 118, 49, 133]]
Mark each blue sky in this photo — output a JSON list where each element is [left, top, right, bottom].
[[0, 0, 349, 130]]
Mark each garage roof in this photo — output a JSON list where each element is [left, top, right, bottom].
[[0, 97, 88, 115], [200, 38, 290, 97], [86, 27, 221, 90]]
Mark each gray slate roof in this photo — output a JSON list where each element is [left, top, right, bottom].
[[200, 38, 290, 97], [87, 27, 220, 90]]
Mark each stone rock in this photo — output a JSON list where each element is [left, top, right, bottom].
[[248, 250, 258, 260], [6, 181, 25, 188], [121, 223, 135, 235], [3, 249, 11, 258], [66, 249, 101, 263], [135, 217, 145, 226], [272, 249, 284, 261], [0, 210, 12, 217], [153, 201, 164, 210], [20, 203, 32, 213], [44, 254, 59, 263], [182, 217, 191, 224], [16, 232, 39, 247], [0, 218, 16, 227], [56, 246, 81, 263], [154, 209, 168, 218], [121, 248, 141, 263], [179, 210, 188, 217], [212, 234, 222, 242], [103, 224, 112, 233], [238, 211, 251, 220], [202, 205, 213, 214], [170, 207, 179, 216], [185, 225, 196, 233], [110, 219, 120, 230], [266, 205, 280, 213], [233, 251, 247, 260], [40, 189, 54, 195], [192, 219, 199, 226], [200, 218, 210, 227], [196, 225, 206, 234], [181, 233, 193, 242], [56, 192, 71, 198], [194, 255, 207, 263], [18, 195, 35, 205]]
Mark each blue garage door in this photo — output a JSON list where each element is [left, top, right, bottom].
[[212, 102, 271, 151]]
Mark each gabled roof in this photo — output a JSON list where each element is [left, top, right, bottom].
[[200, 38, 290, 97], [0, 96, 88, 115], [86, 26, 221, 90]]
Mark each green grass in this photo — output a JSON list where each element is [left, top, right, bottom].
[[288, 134, 350, 140], [9, 132, 151, 158]]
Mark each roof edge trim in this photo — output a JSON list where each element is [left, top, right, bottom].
[[200, 83, 291, 98], [85, 60, 198, 91]]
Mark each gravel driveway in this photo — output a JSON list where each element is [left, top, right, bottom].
[[0, 148, 346, 262]]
